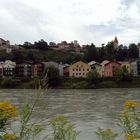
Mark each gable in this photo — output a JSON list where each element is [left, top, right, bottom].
[[71, 61, 90, 68], [105, 60, 121, 66]]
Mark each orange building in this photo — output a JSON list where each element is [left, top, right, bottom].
[[63, 65, 69, 77], [33, 63, 44, 77], [103, 60, 121, 77]]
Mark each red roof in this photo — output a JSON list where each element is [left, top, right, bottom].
[[104, 60, 121, 66]]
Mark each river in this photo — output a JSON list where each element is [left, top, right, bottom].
[[0, 88, 140, 140]]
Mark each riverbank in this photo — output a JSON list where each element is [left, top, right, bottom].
[[0, 77, 140, 89], [60, 77, 140, 89]]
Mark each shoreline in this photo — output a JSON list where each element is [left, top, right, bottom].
[[0, 77, 140, 89]]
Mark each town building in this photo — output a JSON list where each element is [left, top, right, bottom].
[[119, 61, 131, 73], [69, 61, 91, 78], [15, 62, 33, 77], [113, 36, 119, 49], [33, 63, 44, 77], [0, 62, 4, 76], [88, 61, 103, 76], [3, 60, 16, 77], [102, 60, 121, 77], [0, 38, 10, 46], [130, 60, 140, 76], [57, 41, 71, 49], [63, 64, 69, 77]]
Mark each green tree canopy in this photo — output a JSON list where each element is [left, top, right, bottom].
[[45, 66, 61, 87], [87, 69, 101, 86]]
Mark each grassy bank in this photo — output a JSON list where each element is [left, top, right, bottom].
[[0, 77, 140, 89]]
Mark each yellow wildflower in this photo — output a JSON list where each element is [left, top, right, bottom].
[[127, 134, 140, 140], [121, 111, 128, 117], [124, 100, 139, 109], [127, 134, 134, 140], [3, 133, 17, 140], [0, 102, 18, 118]]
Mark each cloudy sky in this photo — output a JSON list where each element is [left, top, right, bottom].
[[0, 0, 140, 46]]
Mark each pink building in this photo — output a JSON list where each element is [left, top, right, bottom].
[[103, 60, 121, 77]]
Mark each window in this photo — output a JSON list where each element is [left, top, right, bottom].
[[76, 69, 78, 71], [79, 73, 81, 75], [87, 68, 89, 71], [79, 68, 81, 71], [73, 69, 75, 71], [83, 68, 85, 71], [81, 65, 83, 67], [76, 73, 78, 75], [73, 73, 75, 76], [83, 73, 85, 75]]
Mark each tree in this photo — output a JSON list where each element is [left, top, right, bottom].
[[128, 43, 139, 59], [45, 66, 61, 87], [113, 66, 133, 83], [26, 51, 35, 61], [34, 39, 49, 50], [22, 42, 34, 49], [84, 43, 99, 62], [105, 41, 116, 60], [87, 69, 101, 86], [12, 51, 24, 63]]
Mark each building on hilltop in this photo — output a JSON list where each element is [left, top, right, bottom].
[[113, 36, 119, 49], [57, 41, 71, 49], [0, 38, 10, 46]]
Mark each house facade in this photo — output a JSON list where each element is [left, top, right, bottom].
[[57, 41, 71, 49], [119, 61, 131, 73], [15, 62, 33, 77], [63, 65, 69, 77], [88, 61, 103, 77], [130, 60, 140, 76], [3, 60, 16, 77], [0, 62, 3, 76], [103, 60, 121, 77], [33, 63, 44, 77], [69, 61, 91, 78], [0, 38, 10, 46]]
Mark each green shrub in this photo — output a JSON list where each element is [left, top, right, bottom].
[[0, 78, 19, 88]]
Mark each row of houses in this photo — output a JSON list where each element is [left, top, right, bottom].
[[68, 60, 131, 78], [0, 59, 140, 78], [0, 60, 68, 78], [0, 60, 43, 77]]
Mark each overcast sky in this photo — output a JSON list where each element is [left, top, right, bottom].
[[0, 0, 140, 46]]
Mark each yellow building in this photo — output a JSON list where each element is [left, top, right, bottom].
[[119, 61, 131, 73], [69, 61, 91, 78]]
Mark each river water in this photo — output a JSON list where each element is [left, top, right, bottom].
[[0, 88, 140, 140]]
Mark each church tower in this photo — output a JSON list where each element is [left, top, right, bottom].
[[113, 36, 119, 49]]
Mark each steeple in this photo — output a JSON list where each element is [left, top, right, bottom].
[[113, 36, 119, 49], [114, 36, 118, 43]]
